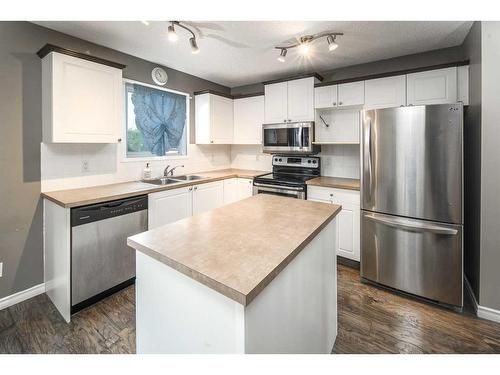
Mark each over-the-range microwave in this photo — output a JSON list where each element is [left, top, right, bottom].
[[262, 121, 319, 154]]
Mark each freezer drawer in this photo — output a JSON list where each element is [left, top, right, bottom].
[[361, 210, 463, 306]]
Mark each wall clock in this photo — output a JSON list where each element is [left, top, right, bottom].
[[151, 67, 168, 86]]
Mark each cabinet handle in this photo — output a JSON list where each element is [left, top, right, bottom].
[[194, 186, 198, 190], [210, 140, 214, 143], [189, 187, 193, 191], [332, 102, 336, 106], [339, 101, 343, 106], [330, 193, 333, 197], [117, 138, 122, 142]]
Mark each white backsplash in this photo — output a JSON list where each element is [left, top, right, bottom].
[[230, 145, 273, 171], [319, 144, 360, 179], [41, 142, 231, 192]]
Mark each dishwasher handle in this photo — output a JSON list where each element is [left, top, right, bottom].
[[71, 195, 148, 227]]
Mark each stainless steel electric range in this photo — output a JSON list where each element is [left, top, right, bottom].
[[253, 155, 320, 199]]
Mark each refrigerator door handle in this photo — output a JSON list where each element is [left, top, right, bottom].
[[364, 119, 373, 195], [364, 213, 459, 235]]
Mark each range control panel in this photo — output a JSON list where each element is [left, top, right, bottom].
[[272, 155, 320, 168]]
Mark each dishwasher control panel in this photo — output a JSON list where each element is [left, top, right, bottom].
[[71, 195, 148, 227]]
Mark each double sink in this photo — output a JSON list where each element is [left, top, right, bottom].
[[142, 174, 207, 186]]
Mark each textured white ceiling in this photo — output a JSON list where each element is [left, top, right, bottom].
[[35, 21, 472, 88]]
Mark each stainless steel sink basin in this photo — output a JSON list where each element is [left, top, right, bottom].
[[142, 177, 181, 185], [171, 175, 206, 181]]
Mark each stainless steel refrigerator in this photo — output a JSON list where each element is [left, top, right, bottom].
[[361, 104, 463, 307]]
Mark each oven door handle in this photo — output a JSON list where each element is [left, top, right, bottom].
[[253, 182, 304, 191]]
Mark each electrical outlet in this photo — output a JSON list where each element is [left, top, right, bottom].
[[0, 262, 3, 278], [82, 160, 90, 173]]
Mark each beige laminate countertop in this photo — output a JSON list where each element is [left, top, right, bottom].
[[127, 194, 341, 306], [41, 169, 268, 208], [306, 176, 360, 191]]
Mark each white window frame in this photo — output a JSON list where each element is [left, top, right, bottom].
[[121, 78, 190, 162]]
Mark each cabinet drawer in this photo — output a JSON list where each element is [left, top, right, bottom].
[[307, 185, 360, 205]]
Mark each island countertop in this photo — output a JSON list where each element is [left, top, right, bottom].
[[127, 194, 341, 306]]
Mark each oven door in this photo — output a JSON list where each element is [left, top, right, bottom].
[[253, 182, 306, 199], [262, 123, 313, 153]]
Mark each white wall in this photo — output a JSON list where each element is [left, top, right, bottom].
[[41, 142, 231, 192]]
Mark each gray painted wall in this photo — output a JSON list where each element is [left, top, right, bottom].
[[462, 21, 482, 301], [0, 21, 229, 300], [231, 45, 465, 96], [479, 22, 500, 311]]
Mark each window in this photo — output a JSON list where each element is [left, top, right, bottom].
[[124, 80, 188, 159]]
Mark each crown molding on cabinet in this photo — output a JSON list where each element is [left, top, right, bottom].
[[232, 92, 265, 99], [194, 90, 264, 100], [315, 60, 469, 88], [262, 72, 324, 85], [37, 44, 127, 70]]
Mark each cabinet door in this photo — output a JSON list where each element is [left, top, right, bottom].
[[314, 85, 338, 109], [210, 95, 234, 144], [287, 77, 315, 122], [457, 65, 469, 105], [364, 75, 406, 109], [233, 96, 264, 144], [148, 187, 192, 229], [223, 178, 239, 205], [406, 67, 457, 105], [336, 203, 360, 261], [264, 82, 288, 124], [338, 81, 365, 107], [237, 178, 254, 200], [44, 52, 122, 143], [192, 181, 224, 215], [195, 93, 211, 144]]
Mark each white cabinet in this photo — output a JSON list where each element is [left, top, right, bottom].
[[265, 77, 314, 123], [192, 181, 224, 215], [307, 186, 360, 261], [406, 67, 457, 105], [364, 75, 406, 109], [315, 85, 338, 109], [457, 65, 469, 105], [287, 77, 315, 121], [264, 81, 288, 123], [42, 51, 123, 143], [149, 181, 224, 229], [195, 93, 234, 144], [237, 178, 254, 199], [223, 178, 253, 204], [233, 95, 264, 144], [337, 81, 365, 107], [148, 186, 193, 229]]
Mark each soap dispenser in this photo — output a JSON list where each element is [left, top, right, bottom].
[[143, 163, 152, 180]]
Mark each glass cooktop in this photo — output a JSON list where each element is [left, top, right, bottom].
[[254, 173, 315, 187]]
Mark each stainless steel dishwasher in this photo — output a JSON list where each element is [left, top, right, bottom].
[[71, 195, 148, 313]]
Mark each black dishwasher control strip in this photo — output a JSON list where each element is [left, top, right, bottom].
[[71, 195, 148, 227]]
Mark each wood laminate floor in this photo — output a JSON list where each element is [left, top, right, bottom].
[[1, 264, 500, 354]]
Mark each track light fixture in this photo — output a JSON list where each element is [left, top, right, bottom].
[[275, 32, 343, 62], [167, 21, 200, 54], [277, 48, 287, 62]]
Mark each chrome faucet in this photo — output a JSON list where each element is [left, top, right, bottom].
[[164, 164, 184, 177]]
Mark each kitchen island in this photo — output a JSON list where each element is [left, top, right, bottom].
[[127, 194, 341, 354]]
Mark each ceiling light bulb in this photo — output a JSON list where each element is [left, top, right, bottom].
[[190, 37, 200, 54], [298, 43, 310, 55], [167, 24, 178, 42], [277, 48, 287, 62], [327, 35, 338, 51]]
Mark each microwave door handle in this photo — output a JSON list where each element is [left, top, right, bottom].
[[299, 126, 303, 149], [364, 214, 458, 235]]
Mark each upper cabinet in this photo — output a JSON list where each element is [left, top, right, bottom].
[[337, 81, 365, 107], [406, 67, 457, 106], [314, 82, 364, 109], [315, 85, 338, 109], [41, 50, 124, 143], [265, 77, 315, 123], [195, 93, 234, 144], [233, 95, 264, 144], [364, 75, 406, 109]]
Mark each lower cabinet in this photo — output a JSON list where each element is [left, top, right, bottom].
[[150, 178, 254, 229], [223, 178, 253, 204], [307, 186, 360, 262], [149, 181, 224, 229]]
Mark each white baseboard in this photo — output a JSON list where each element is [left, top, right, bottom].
[[477, 305, 500, 324], [0, 283, 46, 310]]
